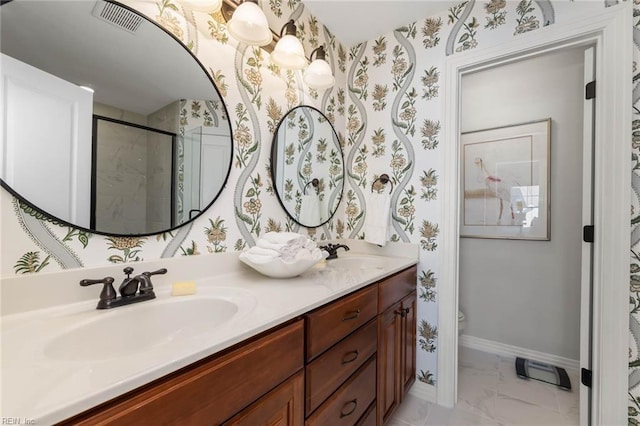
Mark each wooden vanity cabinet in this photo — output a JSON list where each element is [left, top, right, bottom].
[[305, 265, 417, 426], [304, 284, 378, 425], [376, 267, 417, 425], [58, 264, 418, 426], [59, 320, 304, 426]]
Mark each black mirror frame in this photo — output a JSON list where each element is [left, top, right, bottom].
[[270, 105, 344, 229]]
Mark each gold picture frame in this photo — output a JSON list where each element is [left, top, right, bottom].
[[460, 118, 551, 240]]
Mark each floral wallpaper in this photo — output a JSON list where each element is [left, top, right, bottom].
[[1, 0, 638, 420], [339, 0, 634, 410], [0, 0, 347, 277]]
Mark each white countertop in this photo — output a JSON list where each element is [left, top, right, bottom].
[[0, 240, 418, 424]]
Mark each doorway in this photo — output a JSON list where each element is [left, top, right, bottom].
[[437, 6, 631, 425], [456, 45, 591, 425]]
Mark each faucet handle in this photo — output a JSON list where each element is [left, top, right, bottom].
[[138, 268, 167, 294], [80, 277, 116, 304], [142, 268, 167, 277]]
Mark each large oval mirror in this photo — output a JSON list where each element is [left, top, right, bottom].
[[271, 106, 344, 228], [0, 0, 232, 236]]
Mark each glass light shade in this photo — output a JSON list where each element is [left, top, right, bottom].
[[227, 1, 273, 46], [303, 58, 335, 89], [181, 0, 222, 12], [271, 35, 306, 70]]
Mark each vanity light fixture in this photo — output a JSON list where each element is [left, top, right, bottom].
[[181, 0, 222, 12], [227, 0, 273, 46], [303, 46, 335, 90], [270, 19, 306, 70]]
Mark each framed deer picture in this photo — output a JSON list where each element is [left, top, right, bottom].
[[460, 118, 551, 240]]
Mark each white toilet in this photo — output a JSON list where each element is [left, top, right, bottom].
[[458, 310, 466, 337]]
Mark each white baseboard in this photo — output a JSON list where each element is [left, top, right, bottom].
[[408, 380, 437, 403], [459, 334, 580, 371]]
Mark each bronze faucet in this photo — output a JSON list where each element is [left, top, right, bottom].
[[319, 243, 350, 260], [80, 267, 166, 309]]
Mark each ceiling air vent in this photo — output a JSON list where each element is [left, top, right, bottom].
[[92, 1, 143, 33]]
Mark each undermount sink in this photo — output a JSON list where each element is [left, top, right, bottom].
[[44, 289, 255, 361], [325, 255, 387, 270]]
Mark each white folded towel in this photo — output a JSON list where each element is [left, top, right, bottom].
[[256, 239, 287, 251], [300, 194, 321, 225], [243, 232, 320, 265], [256, 239, 301, 256], [364, 192, 391, 246], [262, 232, 307, 245], [239, 245, 281, 264], [282, 247, 312, 264], [245, 246, 281, 258]]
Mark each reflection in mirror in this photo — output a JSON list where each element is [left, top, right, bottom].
[[0, 0, 232, 236], [271, 106, 344, 228], [92, 115, 176, 234]]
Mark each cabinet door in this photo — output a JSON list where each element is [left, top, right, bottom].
[[377, 301, 402, 424], [223, 371, 304, 426], [401, 292, 417, 397]]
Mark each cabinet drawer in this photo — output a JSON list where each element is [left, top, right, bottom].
[[356, 402, 376, 426], [378, 266, 417, 313], [305, 356, 376, 426], [306, 285, 377, 361], [63, 320, 304, 425], [306, 319, 377, 415]]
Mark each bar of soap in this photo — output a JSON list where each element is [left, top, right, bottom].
[[171, 281, 196, 296]]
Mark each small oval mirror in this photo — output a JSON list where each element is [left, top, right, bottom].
[[0, 0, 233, 236], [271, 106, 344, 228]]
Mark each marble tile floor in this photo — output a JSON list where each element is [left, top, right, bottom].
[[390, 347, 580, 426]]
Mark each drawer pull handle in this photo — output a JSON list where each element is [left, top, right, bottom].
[[395, 309, 405, 318], [339, 399, 358, 418], [341, 350, 359, 364], [342, 309, 361, 321]]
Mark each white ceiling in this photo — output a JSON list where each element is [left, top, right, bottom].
[[301, 0, 457, 47]]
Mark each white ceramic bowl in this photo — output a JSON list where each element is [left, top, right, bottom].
[[238, 250, 326, 278]]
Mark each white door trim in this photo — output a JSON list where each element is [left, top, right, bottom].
[[438, 5, 632, 426]]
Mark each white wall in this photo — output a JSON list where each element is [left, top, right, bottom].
[[459, 47, 585, 360]]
